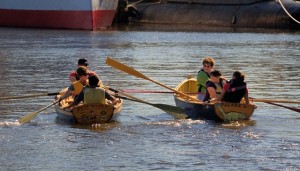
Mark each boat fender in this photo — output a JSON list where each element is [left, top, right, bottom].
[[127, 5, 140, 19]]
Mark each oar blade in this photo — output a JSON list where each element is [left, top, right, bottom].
[[106, 57, 148, 80], [152, 103, 188, 119], [19, 111, 40, 124], [18, 101, 59, 124]]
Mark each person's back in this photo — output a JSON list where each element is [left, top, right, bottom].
[[222, 79, 247, 103], [83, 87, 106, 104], [220, 71, 249, 104]]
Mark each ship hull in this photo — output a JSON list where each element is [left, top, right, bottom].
[[0, 0, 118, 30]]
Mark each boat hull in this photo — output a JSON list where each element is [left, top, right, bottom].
[[0, 0, 118, 30], [126, 0, 300, 29], [174, 78, 255, 121]]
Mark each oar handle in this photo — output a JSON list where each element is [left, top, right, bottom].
[[47, 92, 60, 96]]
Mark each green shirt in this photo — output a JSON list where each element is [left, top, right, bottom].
[[197, 70, 209, 93]]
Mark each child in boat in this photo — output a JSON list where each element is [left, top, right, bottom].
[[59, 66, 88, 101], [197, 56, 215, 100], [203, 70, 227, 103], [69, 58, 103, 86], [218, 71, 250, 104], [63, 75, 118, 110]]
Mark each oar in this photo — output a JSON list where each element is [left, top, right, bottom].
[[266, 102, 300, 113], [250, 97, 300, 113], [106, 57, 201, 103], [120, 89, 205, 94], [0, 92, 59, 101], [18, 101, 60, 124], [107, 87, 188, 119], [250, 98, 300, 104]]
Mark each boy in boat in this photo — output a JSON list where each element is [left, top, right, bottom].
[[218, 71, 250, 104], [59, 66, 89, 101], [197, 56, 215, 100], [202, 70, 227, 103], [63, 75, 119, 110], [69, 58, 103, 86]]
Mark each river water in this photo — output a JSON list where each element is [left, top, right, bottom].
[[0, 26, 299, 170]]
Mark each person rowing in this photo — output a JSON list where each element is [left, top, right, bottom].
[[202, 70, 227, 103], [63, 75, 119, 110], [69, 58, 103, 86], [59, 66, 88, 101]]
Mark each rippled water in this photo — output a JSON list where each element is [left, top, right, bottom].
[[0, 27, 299, 170]]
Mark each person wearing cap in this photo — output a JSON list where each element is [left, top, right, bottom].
[[69, 58, 101, 85], [63, 75, 119, 109]]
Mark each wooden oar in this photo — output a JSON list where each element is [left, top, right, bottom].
[[107, 87, 188, 119], [266, 102, 300, 113], [250, 98, 300, 104], [250, 97, 300, 113], [0, 92, 59, 101], [106, 57, 201, 103], [18, 101, 60, 124], [120, 89, 205, 95]]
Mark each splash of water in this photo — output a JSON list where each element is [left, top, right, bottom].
[[0, 121, 21, 127]]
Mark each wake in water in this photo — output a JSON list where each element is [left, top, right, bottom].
[[0, 121, 21, 127]]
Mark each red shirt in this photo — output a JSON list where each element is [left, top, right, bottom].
[[69, 70, 97, 81]]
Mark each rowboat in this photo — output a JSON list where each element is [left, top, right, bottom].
[[174, 77, 255, 122], [0, 0, 118, 30], [54, 88, 122, 124]]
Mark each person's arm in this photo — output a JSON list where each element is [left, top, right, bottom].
[[63, 91, 84, 109], [217, 83, 229, 102], [69, 71, 77, 83], [243, 92, 250, 105], [59, 85, 75, 101], [59, 89, 72, 101]]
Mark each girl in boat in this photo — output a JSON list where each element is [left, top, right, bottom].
[[218, 71, 250, 104], [203, 70, 227, 103]]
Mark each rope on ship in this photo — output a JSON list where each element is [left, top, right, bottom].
[[278, 0, 300, 24]]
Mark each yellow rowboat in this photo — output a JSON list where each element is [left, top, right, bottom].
[[174, 77, 255, 122], [54, 88, 122, 124]]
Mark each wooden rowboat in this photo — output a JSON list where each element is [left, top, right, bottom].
[[54, 88, 122, 124], [174, 77, 255, 122]]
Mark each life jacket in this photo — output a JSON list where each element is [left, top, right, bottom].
[[203, 78, 224, 101], [83, 87, 106, 104], [72, 81, 84, 96], [214, 79, 225, 95], [222, 80, 247, 103], [197, 69, 210, 93]]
